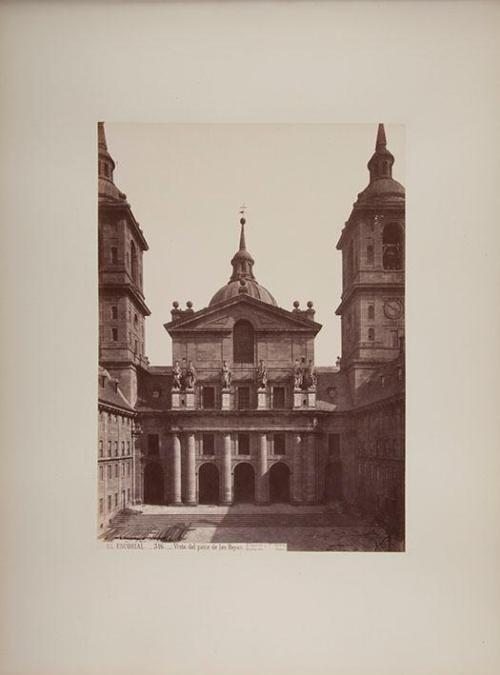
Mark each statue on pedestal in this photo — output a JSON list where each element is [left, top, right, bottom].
[[293, 359, 303, 390], [185, 360, 196, 389], [221, 360, 232, 389], [256, 359, 267, 390], [305, 359, 317, 390], [172, 360, 182, 390]]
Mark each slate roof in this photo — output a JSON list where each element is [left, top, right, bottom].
[[98, 367, 135, 412]]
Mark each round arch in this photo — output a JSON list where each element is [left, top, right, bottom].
[[269, 461, 291, 504], [143, 462, 164, 505], [233, 462, 256, 503], [198, 462, 220, 505]]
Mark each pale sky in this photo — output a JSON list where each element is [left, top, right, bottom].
[[105, 124, 405, 367]]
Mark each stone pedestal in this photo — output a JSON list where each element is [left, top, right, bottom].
[[171, 434, 182, 505], [171, 391, 181, 409], [221, 433, 233, 505], [256, 433, 269, 504], [184, 434, 197, 505], [293, 389, 306, 409], [257, 389, 267, 409], [307, 390, 316, 408], [185, 389, 195, 409], [221, 389, 231, 410]]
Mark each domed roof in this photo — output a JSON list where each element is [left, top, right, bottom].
[[209, 216, 277, 307], [210, 278, 277, 306], [356, 177, 405, 204]]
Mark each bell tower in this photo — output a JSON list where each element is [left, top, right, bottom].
[[98, 122, 151, 405], [336, 124, 405, 397]]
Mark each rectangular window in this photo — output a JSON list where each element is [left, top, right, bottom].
[[115, 464, 118, 478], [107, 465, 112, 479], [107, 495, 112, 511], [127, 488, 131, 503], [112, 328, 118, 341], [367, 245, 374, 264], [274, 433, 286, 455], [237, 386, 250, 410], [148, 434, 159, 455], [111, 305, 118, 320], [121, 440, 125, 455], [127, 440, 131, 453], [114, 493, 118, 507], [99, 498, 104, 514], [122, 463, 125, 477], [329, 433, 341, 459], [238, 433, 250, 455], [111, 247, 118, 264], [202, 433, 215, 455], [390, 330, 399, 348], [99, 466, 104, 481], [99, 440, 103, 457], [127, 462, 131, 476], [114, 441, 118, 456], [272, 387, 285, 409], [202, 386, 215, 409], [108, 440, 112, 456]]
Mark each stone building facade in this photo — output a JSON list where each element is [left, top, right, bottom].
[[97, 123, 405, 539]]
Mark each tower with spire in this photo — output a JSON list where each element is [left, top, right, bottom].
[[98, 122, 151, 405], [336, 123, 405, 398]]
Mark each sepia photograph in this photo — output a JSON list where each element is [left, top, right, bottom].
[[97, 122, 405, 551]]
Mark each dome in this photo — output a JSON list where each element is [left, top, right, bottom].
[[356, 177, 405, 205], [209, 278, 277, 307]]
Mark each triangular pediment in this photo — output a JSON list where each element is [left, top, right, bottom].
[[164, 295, 322, 334]]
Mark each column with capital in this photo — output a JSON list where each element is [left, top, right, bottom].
[[304, 433, 317, 504], [221, 433, 233, 505], [256, 433, 269, 504], [292, 434, 303, 504], [171, 433, 182, 505], [184, 433, 197, 505]]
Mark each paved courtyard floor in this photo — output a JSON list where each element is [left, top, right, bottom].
[[104, 503, 399, 551]]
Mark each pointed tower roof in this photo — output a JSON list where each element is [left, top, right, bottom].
[[209, 212, 277, 307], [98, 121, 127, 203]]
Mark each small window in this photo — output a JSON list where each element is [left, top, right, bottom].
[[99, 498, 104, 514], [329, 433, 341, 459], [111, 306, 118, 320], [368, 304, 375, 320], [368, 328, 375, 341], [152, 389, 161, 399], [274, 433, 286, 455], [111, 247, 118, 264], [122, 464, 125, 477], [237, 386, 250, 410], [127, 488, 131, 503], [367, 245, 374, 265], [115, 464, 118, 477], [134, 313, 138, 326], [134, 340, 138, 354], [112, 328, 118, 342], [391, 330, 399, 348], [121, 441, 125, 455], [202, 387, 215, 409], [148, 434, 159, 456], [114, 441, 118, 456], [99, 466, 104, 481], [238, 433, 250, 455], [107, 495, 112, 511], [127, 462, 131, 476], [99, 440, 103, 457], [202, 433, 215, 455], [114, 493, 118, 507], [108, 440, 112, 456], [127, 440, 131, 452], [272, 387, 285, 409]]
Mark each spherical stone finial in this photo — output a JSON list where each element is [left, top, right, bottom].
[[186, 301, 193, 309], [293, 300, 300, 309], [239, 279, 246, 286], [173, 301, 179, 309], [307, 300, 314, 309], [240, 217, 246, 226]]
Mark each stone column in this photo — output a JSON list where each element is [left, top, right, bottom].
[[305, 433, 316, 503], [292, 434, 303, 504], [221, 433, 233, 505], [256, 433, 269, 504], [171, 433, 182, 505], [184, 433, 197, 505]]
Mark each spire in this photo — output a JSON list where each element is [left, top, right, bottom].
[[367, 122, 394, 182], [98, 121, 108, 151], [230, 207, 255, 282], [97, 121, 116, 181]]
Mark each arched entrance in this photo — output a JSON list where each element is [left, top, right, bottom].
[[269, 462, 290, 503], [233, 462, 255, 503], [198, 463, 220, 504], [324, 461, 343, 502], [144, 462, 164, 505]]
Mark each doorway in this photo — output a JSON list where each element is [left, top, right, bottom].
[[233, 462, 255, 503], [144, 462, 164, 505], [269, 462, 290, 503], [198, 463, 220, 504], [324, 461, 343, 502]]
